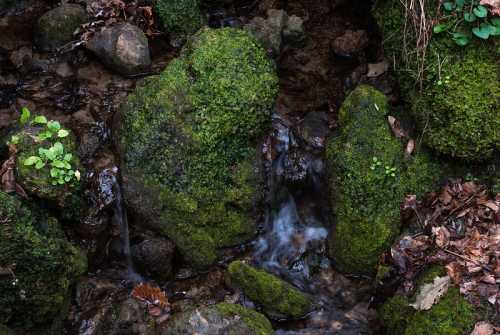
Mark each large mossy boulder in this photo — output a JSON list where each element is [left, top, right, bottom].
[[12, 124, 85, 213], [162, 303, 273, 335], [326, 85, 439, 275], [0, 191, 87, 329], [379, 267, 478, 335], [155, 0, 204, 39], [114, 27, 278, 269], [374, 0, 499, 161], [228, 261, 311, 319], [34, 4, 87, 51]]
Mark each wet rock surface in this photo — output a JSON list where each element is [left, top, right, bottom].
[[34, 4, 87, 52], [86, 23, 151, 76], [131, 236, 175, 281]]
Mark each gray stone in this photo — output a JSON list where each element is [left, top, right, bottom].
[[34, 4, 87, 52], [283, 15, 305, 46], [87, 23, 151, 76], [131, 237, 175, 281]]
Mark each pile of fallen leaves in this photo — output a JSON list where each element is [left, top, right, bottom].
[[131, 283, 170, 318], [387, 180, 499, 312]]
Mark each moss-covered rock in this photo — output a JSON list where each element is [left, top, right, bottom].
[[162, 303, 273, 335], [114, 27, 278, 269], [13, 125, 85, 211], [155, 0, 204, 39], [373, 0, 499, 161], [379, 267, 478, 335], [228, 261, 311, 319], [0, 191, 87, 329], [34, 4, 87, 51], [326, 85, 440, 275]]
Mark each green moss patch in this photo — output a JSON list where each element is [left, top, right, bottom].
[[155, 0, 204, 38], [228, 261, 311, 319], [115, 27, 278, 269], [216, 303, 273, 335], [326, 85, 440, 275], [0, 191, 87, 329]]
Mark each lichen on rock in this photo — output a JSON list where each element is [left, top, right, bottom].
[[0, 191, 87, 329], [228, 261, 311, 319], [114, 27, 278, 270], [326, 85, 440, 275]]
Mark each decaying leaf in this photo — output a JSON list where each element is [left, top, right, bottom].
[[404, 139, 415, 158], [410, 275, 450, 310], [131, 283, 170, 317], [387, 116, 409, 139], [470, 321, 494, 335], [367, 61, 389, 77]]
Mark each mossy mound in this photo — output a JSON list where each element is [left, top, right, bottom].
[[114, 27, 278, 269], [34, 4, 87, 52], [379, 267, 478, 335], [13, 126, 84, 211], [0, 191, 87, 329], [155, 0, 204, 38], [373, 0, 499, 161], [228, 261, 311, 319], [163, 303, 273, 335], [326, 85, 440, 275]]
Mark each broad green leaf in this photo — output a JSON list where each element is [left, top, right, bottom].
[[20, 107, 30, 125], [443, 1, 455, 10], [65, 176, 72, 182], [33, 115, 48, 125], [473, 5, 488, 18], [24, 156, 40, 166], [53, 142, 64, 155], [35, 161, 45, 170], [456, 0, 465, 10], [64, 153, 73, 162], [47, 120, 61, 132], [50, 168, 59, 178], [64, 162, 71, 169], [57, 129, 69, 138], [472, 24, 492, 39], [51, 160, 66, 168], [433, 23, 448, 33], [464, 12, 476, 22], [452, 32, 470, 45]]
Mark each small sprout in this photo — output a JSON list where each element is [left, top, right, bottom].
[[20, 107, 30, 125], [75, 170, 81, 181]]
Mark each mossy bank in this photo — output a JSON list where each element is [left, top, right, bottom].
[[114, 27, 278, 270], [0, 191, 87, 330], [326, 85, 439, 275], [373, 0, 499, 161]]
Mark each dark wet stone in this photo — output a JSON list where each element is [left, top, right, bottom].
[[34, 4, 87, 52], [332, 30, 368, 57], [297, 111, 330, 149], [131, 237, 175, 281], [86, 23, 151, 76]]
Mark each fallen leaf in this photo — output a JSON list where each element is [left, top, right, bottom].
[[470, 321, 494, 335], [404, 139, 415, 158], [387, 116, 408, 139], [432, 226, 450, 248], [367, 61, 389, 77], [410, 275, 450, 310]]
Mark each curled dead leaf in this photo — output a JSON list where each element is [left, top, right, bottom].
[[367, 61, 389, 77], [470, 321, 494, 335], [410, 275, 450, 310], [404, 139, 415, 158], [387, 116, 408, 139]]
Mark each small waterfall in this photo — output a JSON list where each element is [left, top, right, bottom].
[[100, 167, 143, 282], [254, 117, 328, 289]]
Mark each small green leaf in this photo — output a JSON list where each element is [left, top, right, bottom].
[[64, 153, 73, 162], [20, 107, 30, 125], [35, 161, 45, 170], [472, 24, 492, 39], [47, 120, 61, 133], [50, 168, 59, 178], [473, 5, 488, 18], [456, 0, 465, 10], [488, 24, 500, 36], [24, 156, 40, 166], [443, 2, 454, 10], [53, 142, 64, 155], [64, 162, 71, 169], [57, 129, 69, 138], [452, 32, 470, 46], [51, 160, 66, 168], [33, 115, 48, 125], [58, 179, 65, 185], [8, 135, 19, 145], [464, 12, 476, 22], [492, 18, 500, 27], [37, 131, 53, 141], [433, 23, 448, 33]]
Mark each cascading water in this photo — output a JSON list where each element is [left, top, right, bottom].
[[99, 166, 143, 282]]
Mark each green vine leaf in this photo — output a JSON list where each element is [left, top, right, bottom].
[[452, 32, 470, 46], [472, 5, 488, 18], [464, 12, 476, 22]]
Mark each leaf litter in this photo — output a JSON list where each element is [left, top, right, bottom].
[[384, 179, 499, 314]]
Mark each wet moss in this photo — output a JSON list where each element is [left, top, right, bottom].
[[380, 266, 478, 335], [373, 0, 499, 161], [228, 261, 311, 319], [155, 0, 204, 38], [326, 85, 440, 275], [0, 191, 87, 329], [216, 303, 273, 335], [115, 28, 278, 269]]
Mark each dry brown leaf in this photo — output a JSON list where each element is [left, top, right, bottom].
[[387, 116, 408, 139], [367, 61, 389, 77], [433, 226, 450, 248], [404, 139, 415, 158], [410, 275, 450, 310], [470, 321, 494, 335]]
